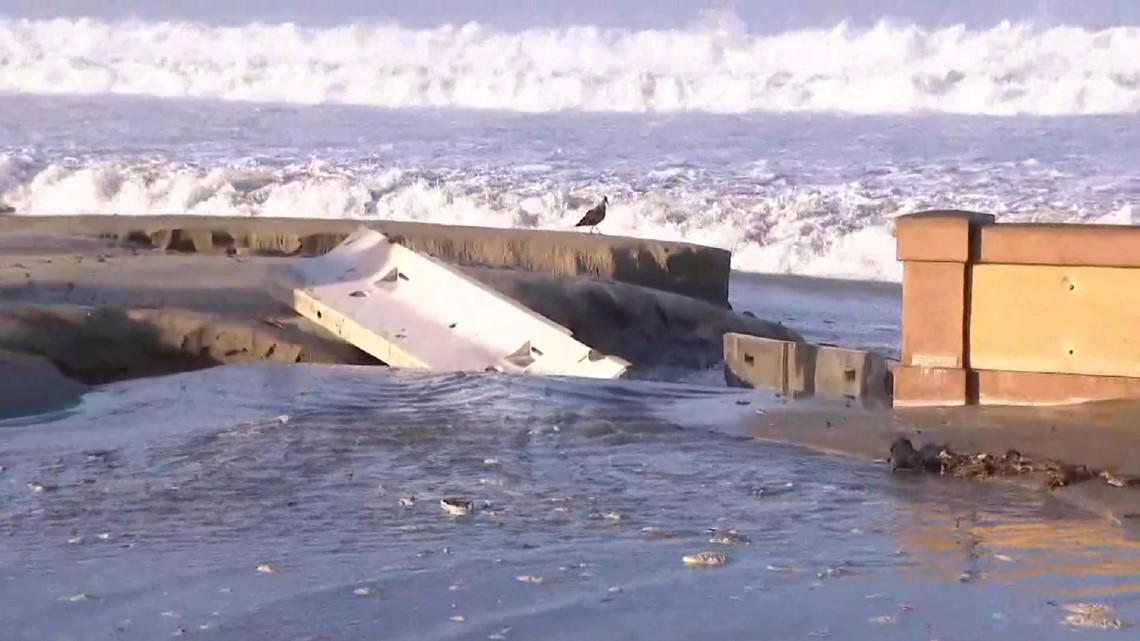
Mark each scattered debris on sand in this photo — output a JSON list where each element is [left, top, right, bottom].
[[1060, 603, 1124, 629], [708, 528, 749, 545], [587, 511, 623, 522], [440, 498, 475, 516], [682, 551, 728, 567], [886, 437, 1140, 491]]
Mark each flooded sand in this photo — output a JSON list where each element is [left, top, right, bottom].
[[1, 365, 1138, 641]]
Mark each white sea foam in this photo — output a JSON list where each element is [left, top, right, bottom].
[[0, 15, 1138, 115], [4, 153, 1132, 283]]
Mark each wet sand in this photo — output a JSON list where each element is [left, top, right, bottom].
[[727, 274, 1140, 525], [737, 395, 1140, 525]]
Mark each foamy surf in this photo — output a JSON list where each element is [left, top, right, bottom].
[[0, 15, 1138, 115], [3, 152, 1133, 283]]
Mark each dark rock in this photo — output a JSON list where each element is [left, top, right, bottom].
[[0, 349, 89, 421], [888, 437, 944, 473]]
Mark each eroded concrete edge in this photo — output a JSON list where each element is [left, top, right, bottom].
[[0, 304, 378, 385], [0, 215, 733, 306]]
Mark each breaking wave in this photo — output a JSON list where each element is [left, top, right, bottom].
[[3, 154, 1133, 282], [1, 14, 1138, 115]]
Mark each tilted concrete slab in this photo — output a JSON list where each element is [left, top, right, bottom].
[[263, 226, 630, 378], [724, 333, 896, 404]]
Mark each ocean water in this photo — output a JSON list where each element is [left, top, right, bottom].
[[0, 2, 1137, 281], [2, 3, 1140, 638], [3, 366, 1140, 641]]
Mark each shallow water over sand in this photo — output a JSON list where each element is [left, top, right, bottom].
[[2, 365, 1138, 640]]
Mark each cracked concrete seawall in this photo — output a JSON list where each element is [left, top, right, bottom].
[[0, 224, 797, 420], [0, 215, 733, 307], [0, 305, 377, 387]]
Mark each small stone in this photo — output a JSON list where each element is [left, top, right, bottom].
[[398, 496, 416, 507], [766, 565, 802, 573], [440, 498, 474, 516], [817, 567, 845, 579], [683, 552, 728, 567], [256, 564, 277, 574], [708, 528, 748, 545]]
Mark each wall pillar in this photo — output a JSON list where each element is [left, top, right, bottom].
[[892, 211, 994, 406]]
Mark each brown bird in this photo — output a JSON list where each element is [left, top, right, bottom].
[[574, 196, 608, 233]]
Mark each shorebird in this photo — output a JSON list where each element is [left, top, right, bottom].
[[574, 196, 608, 233]]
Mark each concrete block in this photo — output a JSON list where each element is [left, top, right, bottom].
[[724, 333, 895, 402], [264, 226, 630, 379]]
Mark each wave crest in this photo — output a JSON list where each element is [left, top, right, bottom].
[[3, 153, 1133, 282], [0, 15, 1137, 115]]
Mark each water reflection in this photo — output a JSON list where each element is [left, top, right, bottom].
[[1, 364, 1138, 640]]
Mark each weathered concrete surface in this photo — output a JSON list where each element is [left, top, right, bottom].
[[0, 305, 378, 386], [0, 215, 732, 306], [723, 333, 896, 404], [739, 397, 1140, 524], [466, 268, 801, 369], [0, 349, 89, 421], [0, 236, 795, 378]]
